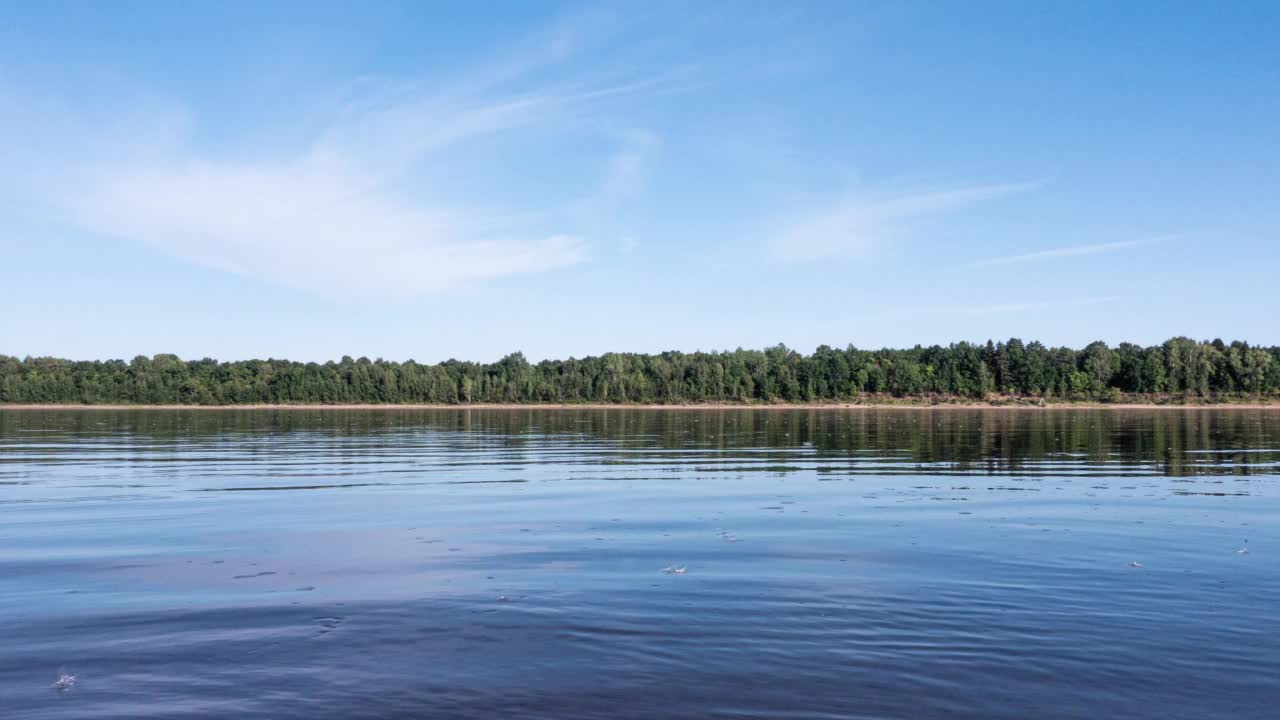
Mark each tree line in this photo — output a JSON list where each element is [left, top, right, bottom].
[[2, 337, 1278, 405]]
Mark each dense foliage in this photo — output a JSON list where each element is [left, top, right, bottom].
[[2, 338, 1278, 405]]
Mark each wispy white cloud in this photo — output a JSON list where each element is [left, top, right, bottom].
[[567, 128, 662, 246], [598, 129, 662, 207], [68, 82, 606, 295], [79, 164, 587, 295], [942, 296, 1118, 315], [770, 182, 1037, 261], [961, 238, 1160, 269], [65, 83, 630, 296], [0, 19, 677, 297]]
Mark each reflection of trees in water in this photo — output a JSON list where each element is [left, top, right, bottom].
[[2, 408, 1277, 477]]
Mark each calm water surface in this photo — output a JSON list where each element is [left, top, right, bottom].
[[1, 408, 1278, 719]]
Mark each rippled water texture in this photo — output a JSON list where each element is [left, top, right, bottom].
[[2, 408, 1278, 719]]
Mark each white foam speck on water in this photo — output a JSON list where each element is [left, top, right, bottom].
[[51, 671, 77, 692]]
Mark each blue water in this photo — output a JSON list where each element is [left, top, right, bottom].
[[1, 408, 1277, 718]]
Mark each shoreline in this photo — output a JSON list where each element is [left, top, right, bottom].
[[3, 402, 1279, 411]]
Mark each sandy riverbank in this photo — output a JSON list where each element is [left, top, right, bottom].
[[3, 402, 1279, 411]]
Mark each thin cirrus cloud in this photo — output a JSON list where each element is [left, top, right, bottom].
[[960, 238, 1161, 269], [944, 296, 1118, 315], [80, 164, 588, 296], [5, 20, 673, 298], [771, 181, 1038, 261], [69, 89, 597, 297]]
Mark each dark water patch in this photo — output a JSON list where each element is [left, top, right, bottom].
[[195, 483, 394, 492]]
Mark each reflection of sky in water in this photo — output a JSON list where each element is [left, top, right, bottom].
[[0, 409, 1277, 719]]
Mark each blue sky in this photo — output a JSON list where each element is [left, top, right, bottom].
[[2, 1, 1277, 362]]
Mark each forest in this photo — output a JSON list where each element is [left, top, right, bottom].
[[1, 338, 1278, 406]]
